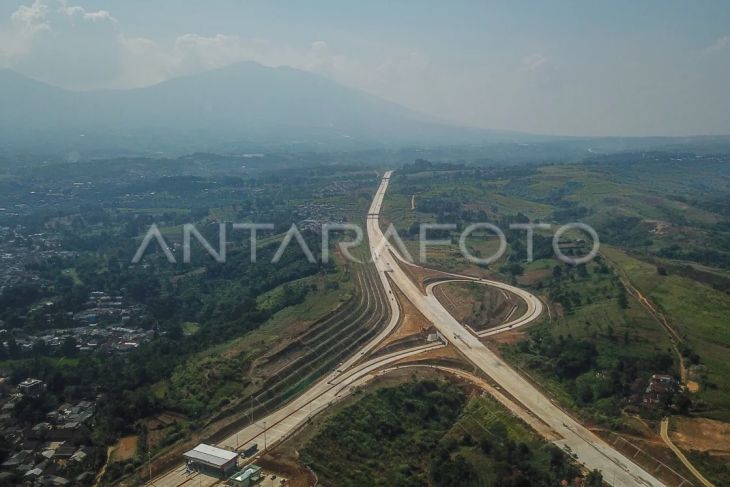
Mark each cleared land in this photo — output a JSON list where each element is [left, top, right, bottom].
[[434, 280, 527, 332]]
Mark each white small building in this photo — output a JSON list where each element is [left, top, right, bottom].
[[183, 444, 238, 478], [18, 378, 46, 397], [229, 464, 262, 487]]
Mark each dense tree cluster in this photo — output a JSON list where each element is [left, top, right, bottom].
[[303, 380, 595, 486]]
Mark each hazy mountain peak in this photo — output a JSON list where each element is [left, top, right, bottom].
[[0, 62, 497, 155]]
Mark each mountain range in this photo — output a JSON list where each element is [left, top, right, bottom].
[[3, 63, 729, 159], [0, 62, 517, 155]]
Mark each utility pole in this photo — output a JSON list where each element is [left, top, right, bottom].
[[263, 421, 267, 450], [148, 436, 152, 484]]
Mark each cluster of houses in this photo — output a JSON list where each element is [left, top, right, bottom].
[[7, 289, 151, 357], [0, 227, 45, 293], [624, 373, 683, 411], [295, 203, 346, 233], [0, 379, 99, 486], [5, 290, 152, 356], [313, 179, 364, 198], [9, 324, 154, 356], [0, 225, 77, 295], [642, 374, 679, 406], [73, 291, 146, 327], [0, 250, 32, 292]]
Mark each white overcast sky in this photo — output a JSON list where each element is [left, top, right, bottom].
[[1, 0, 729, 136]]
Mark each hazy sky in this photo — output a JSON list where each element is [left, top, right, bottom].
[[1, 0, 729, 136]]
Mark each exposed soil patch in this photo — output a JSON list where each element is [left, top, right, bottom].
[[170, 267, 207, 287], [391, 253, 442, 291], [375, 283, 431, 350], [254, 452, 314, 487], [110, 436, 138, 463], [404, 343, 464, 361], [671, 417, 730, 457], [434, 281, 526, 332], [593, 428, 699, 487]]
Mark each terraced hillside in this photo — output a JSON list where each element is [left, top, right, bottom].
[[249, 260, 390, 414]]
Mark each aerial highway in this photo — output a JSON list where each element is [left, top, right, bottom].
[[146, 170, 666, 487], [368, 171, 666, 487], [425, 279, 542, 337], [147, 341, 444, 487]]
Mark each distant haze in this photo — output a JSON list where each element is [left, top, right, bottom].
[[0, 63, 518, 154], [1, 1, 729, 137]]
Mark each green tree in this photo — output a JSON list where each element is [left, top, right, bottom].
[[552, 265, 563, 279], [586, 469, 604, 486], [61, 336, 78, 357]]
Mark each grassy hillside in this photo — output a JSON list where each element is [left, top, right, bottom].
[[301, 379, 600, 487], [381, 157, 730, 481], [604, 247, 730, 421], [384, 159, 730, 421]]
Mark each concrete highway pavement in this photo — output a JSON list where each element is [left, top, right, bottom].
[[372, 363, 559, 441], [146, 340, 443, 486], [146, 175, 408, 487], [215, 342, 444, 453], [368, 171, 666, 487], [147, 170, 665, 487], [425, 279, 542, 337]]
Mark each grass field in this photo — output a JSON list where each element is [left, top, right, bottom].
[[436, 281, 527, 331], [380, 163, 730, 484], [384, 163, 730, 422], [503, 258, 678, 427], [603, 247, 730, 421]]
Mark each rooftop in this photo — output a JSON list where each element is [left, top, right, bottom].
[[230, 464, 262, 481], [183, 443, 237, 468]]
